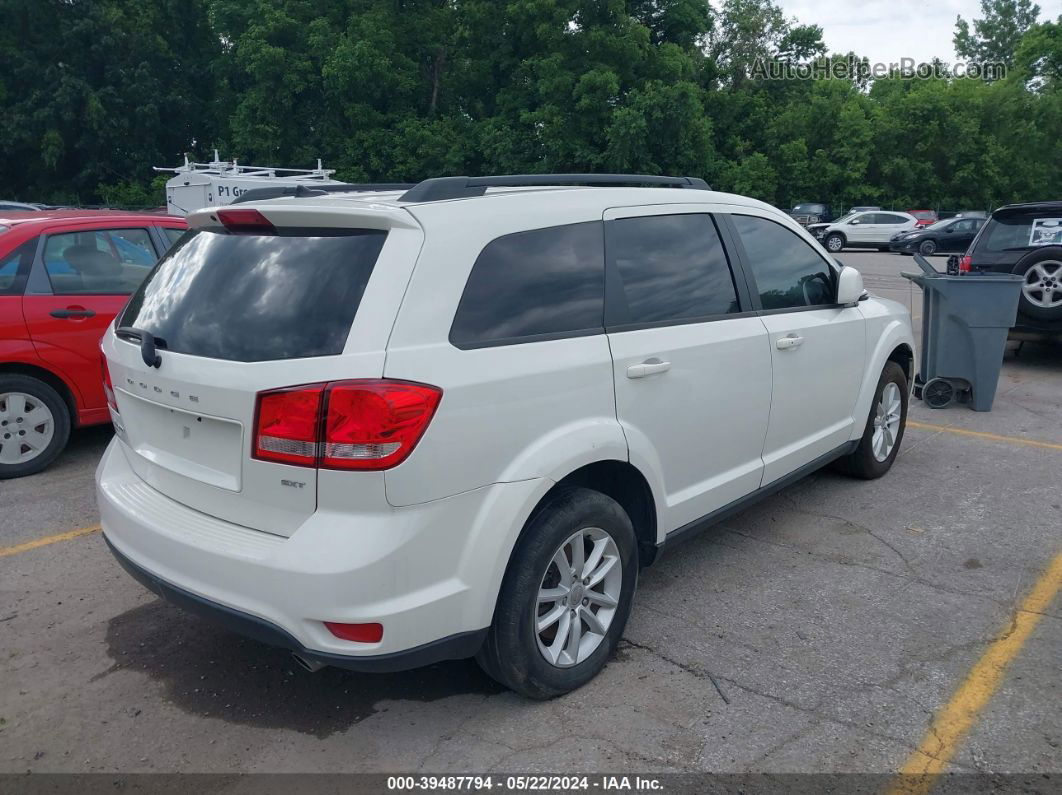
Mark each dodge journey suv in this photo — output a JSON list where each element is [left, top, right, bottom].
[[97, 174, 915, 698]]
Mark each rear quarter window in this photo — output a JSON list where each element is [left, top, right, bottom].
[[0, 238, 38, 296], [119, 229, 387, 362], [450, 222, 604, 347]]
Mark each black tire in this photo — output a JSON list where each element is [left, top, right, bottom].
[[834, 361, 908, 480], [918, 239, 937, 256], [1012, 246, 1062, 321], [824, 233, 845, 253], [476, 487, 638, 699], [0, 374, 72, 479]]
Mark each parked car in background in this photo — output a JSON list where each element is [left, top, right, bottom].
[[907, 209, 938, 228], [0, 210, 187, 478], [786, 202, 833, 226], [97, 174, 914, 697], [958, 201, 1062, 339], [0, 201, 44, 212], [808, 210, 918, 253], [889, 216, 986, 256]]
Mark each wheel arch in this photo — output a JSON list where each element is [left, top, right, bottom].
[[0, 362, 78, 425]]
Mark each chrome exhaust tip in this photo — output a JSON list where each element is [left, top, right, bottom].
[[291, 653, 326, 673]]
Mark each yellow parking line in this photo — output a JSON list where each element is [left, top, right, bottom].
[[0, 524, 101, 559], [906, 420, 1062, 452], [889, 552, 1062, 795]]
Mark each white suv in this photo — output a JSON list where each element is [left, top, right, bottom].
[[808, 210, 918, 253], [97, 175, 915, 698]]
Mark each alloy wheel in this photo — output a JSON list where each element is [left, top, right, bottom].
[[534, 527, 622, 668], [872, 382, 902, 462], [1022, 260, 1062, 309]]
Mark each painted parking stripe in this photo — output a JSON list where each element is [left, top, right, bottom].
[[906, 420, 1062, 452], [889, 551, 1062, 795], [0, 524, 101, 559]]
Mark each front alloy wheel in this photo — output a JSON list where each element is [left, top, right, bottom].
[[535, 527, 622, 668], [871, 382, 902, 462], [825, 233, 844, 253]]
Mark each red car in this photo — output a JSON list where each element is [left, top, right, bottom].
[[907, 209, 939, 228], [1, 210, 186, 477]]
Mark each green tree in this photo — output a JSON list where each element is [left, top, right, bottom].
[[955, 0, 1041, 69]]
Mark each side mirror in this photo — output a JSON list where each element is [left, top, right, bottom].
[[836, 266, 864, 305], [849, 219, 860, 225]]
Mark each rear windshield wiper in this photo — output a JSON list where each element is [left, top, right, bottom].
[[116, 326, 166, 368]]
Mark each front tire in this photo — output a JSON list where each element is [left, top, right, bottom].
[[476, 487, 638, 699], [824, 233, 845, 253], [0, 375, 71, 479], [918, 239, 937, 256], [835, 361, 908, 480]]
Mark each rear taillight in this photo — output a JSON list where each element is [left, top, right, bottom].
[[101, 351, 117, 412], [252, 380, 441, 471], [253, 384, 325, 466], [216, 208, 276, 235], [959, 254, 972, 273]]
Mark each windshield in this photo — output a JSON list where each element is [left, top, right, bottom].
[[118, 229, 387, 362], [921, 219, 954, 231], [911, 211, 936, 220], [792, 204, 825, 213]]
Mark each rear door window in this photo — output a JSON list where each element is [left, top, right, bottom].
[[732, 215, 835, 310], [43, 228, 158, 294], [120, 229, 387, 362], [608, 214, 740, 325], [0, 238, 38, 295], [450, 222, 604, 347]]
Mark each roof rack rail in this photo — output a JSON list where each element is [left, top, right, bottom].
[[232, 183, 416, 205], [398, 174, 710, 203]]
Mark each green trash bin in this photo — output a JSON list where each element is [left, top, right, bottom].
[[901, 254, 1022, 411]]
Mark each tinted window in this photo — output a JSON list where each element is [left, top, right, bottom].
[[732, 215, 834, 310], [610, 214, 739, 324], [0, 238, 38, 296], [43, 228, 157, 295], [120, 229, 386, 362], [450, 222, 604, 347], [161, 227, 186, 248], [878, 214, 909, 225], [980, 215, 1062, 252]]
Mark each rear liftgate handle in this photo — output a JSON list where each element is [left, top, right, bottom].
[[776, 334, 804, 350], [626, 358, 671, 379]]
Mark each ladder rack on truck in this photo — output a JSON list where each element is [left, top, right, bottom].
[[154, 151, 344, 216]]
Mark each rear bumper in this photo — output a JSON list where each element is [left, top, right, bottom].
[[97, 439, 543, 667], [104, 535, 486, 672]]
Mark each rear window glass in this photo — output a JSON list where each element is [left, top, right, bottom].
[[119, 229, 387, 362], [450, 222, 604, 347], [980, 215, 1062, 252]]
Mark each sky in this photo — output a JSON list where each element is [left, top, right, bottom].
[[776, 0, 990, 66]]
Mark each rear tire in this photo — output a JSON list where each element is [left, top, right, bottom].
[[1013, 247, 1062, 322], [476, 487, 638, 699], [834, 361, 907, 480], [0, 375, 71, 479]]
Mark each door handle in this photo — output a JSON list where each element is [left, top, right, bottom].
[[626, 358, 671, 379], [776, 334, 804, 350], [50, 308, 96, 319]]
